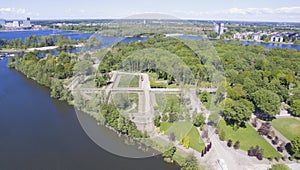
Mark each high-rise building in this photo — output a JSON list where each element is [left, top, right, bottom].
[[213, 22, 224, 35], [22, 17, 31, 28]]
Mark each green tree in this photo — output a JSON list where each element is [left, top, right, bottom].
[[252, 89, 281, 119], [193, 114, 205, 128], [183, 136, 190, 149], [268, 164, 290, 170], [154, 115, 161, 127], [223, 99, 254, 127], [291, 137, 300, 159], [162, 146, 176, 159], [181, 154, 200, 170], [290, 100, 300, 117]]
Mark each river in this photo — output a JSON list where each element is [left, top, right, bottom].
[[1, 30, 299, 50], [0, 58, 178, 170]]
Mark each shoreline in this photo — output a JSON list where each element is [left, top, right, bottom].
[[0, 43, 84, 53]]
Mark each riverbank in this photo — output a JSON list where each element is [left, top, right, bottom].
[[0, 43, 84, 53]]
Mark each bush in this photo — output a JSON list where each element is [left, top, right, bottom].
[[233, 141, 240, 149], [268, 163, 290, 170], [251, 118, 257, 128], [227, 139, 232, 147], [277, 143, 285, 153], [272, 136, 279, 145], [248, 145, 264, 160], [154, 115, 161, 127], [169, 132, 175, 142], [258, 122, 271, 136], [201, 129, 208, 139]]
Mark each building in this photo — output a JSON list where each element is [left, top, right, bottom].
[[22, 17, 31, 28], [213, 22, 224, 35], [12, 21, 20, 28], [271, 35, 284, 43], [252, 33, 262, 41]]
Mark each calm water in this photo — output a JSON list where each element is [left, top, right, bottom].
[[1, 30, 299, 50], [0, 30, 147, 48], [0, 58, 178, 170]]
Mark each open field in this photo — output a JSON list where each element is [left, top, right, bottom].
[[117, 75, 140, 88], [160, 122, 205, 152], [218, 120, 281, 159], [271, 118, 300, 141], [155, 94, 181, 114]]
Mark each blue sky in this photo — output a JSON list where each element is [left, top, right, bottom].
[[1, 0, 300, 22]]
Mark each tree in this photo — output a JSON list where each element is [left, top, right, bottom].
[[277, 143, 285, 153], [258, 122, 271, 136], [223, 99, 254, 127], [290, 100, 300, 117], [162, 146, 176, 159], [193, 114, 205, 128], [154, 115, 161, 127], [169, 132, 176, 142], [227, 139, 232, 147], [253, 89, 281, 119], [268, 164, 290, 170], [169, 112, 178, 123], [248, 145, 264, 160], [290, 137, 300, 159], [233, 141, 240, 149], [183, 136, 190, 149], [272, 136, 279, 145], [182, 154, 200, 170]]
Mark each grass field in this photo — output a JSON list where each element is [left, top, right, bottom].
[[271, 118, 300, 141], [117, 75, 139, 87], [155, 94, 181, 114], [218, 120, 281, 159], [160, 122, 205, 152]]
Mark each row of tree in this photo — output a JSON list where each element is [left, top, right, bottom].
[[1, 35, 85, 49]]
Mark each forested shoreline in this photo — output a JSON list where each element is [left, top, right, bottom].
[[7, 37, 300, 168]]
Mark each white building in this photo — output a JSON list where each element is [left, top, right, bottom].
[[252, 33, 262, 41], [22, 17, 31, 28], [271, 35, 284, 43], [213, 22, 224, 35], [12, 21, 20, 28]]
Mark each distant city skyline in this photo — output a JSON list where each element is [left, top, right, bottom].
[[0, 0, 300, 22]]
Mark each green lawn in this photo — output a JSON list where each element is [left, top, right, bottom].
[[118, 75, 139, 87], [218, 119, 281, 159], [155, 94, 182, 114], [271, 118, 300, 141], [160, 122, 205, 152]]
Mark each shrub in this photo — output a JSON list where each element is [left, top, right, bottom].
[[258, 122, 271, 136], [227, 139, 232, 147], [272, 136, 279, 145], [202, 129, 208, 139], [233, 141, 240, 149], [251, 118, 257, 128], [169, 132, 175, 142], [248, 145, 264, 160]]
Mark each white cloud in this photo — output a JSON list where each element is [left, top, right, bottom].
[[0, 7, 35, 19], [223, 7, 300, 15], [0, 8, 27, 14], [172, 6, 300, 22]]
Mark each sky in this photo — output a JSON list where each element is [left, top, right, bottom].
[[0, 0, 300, 22]]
